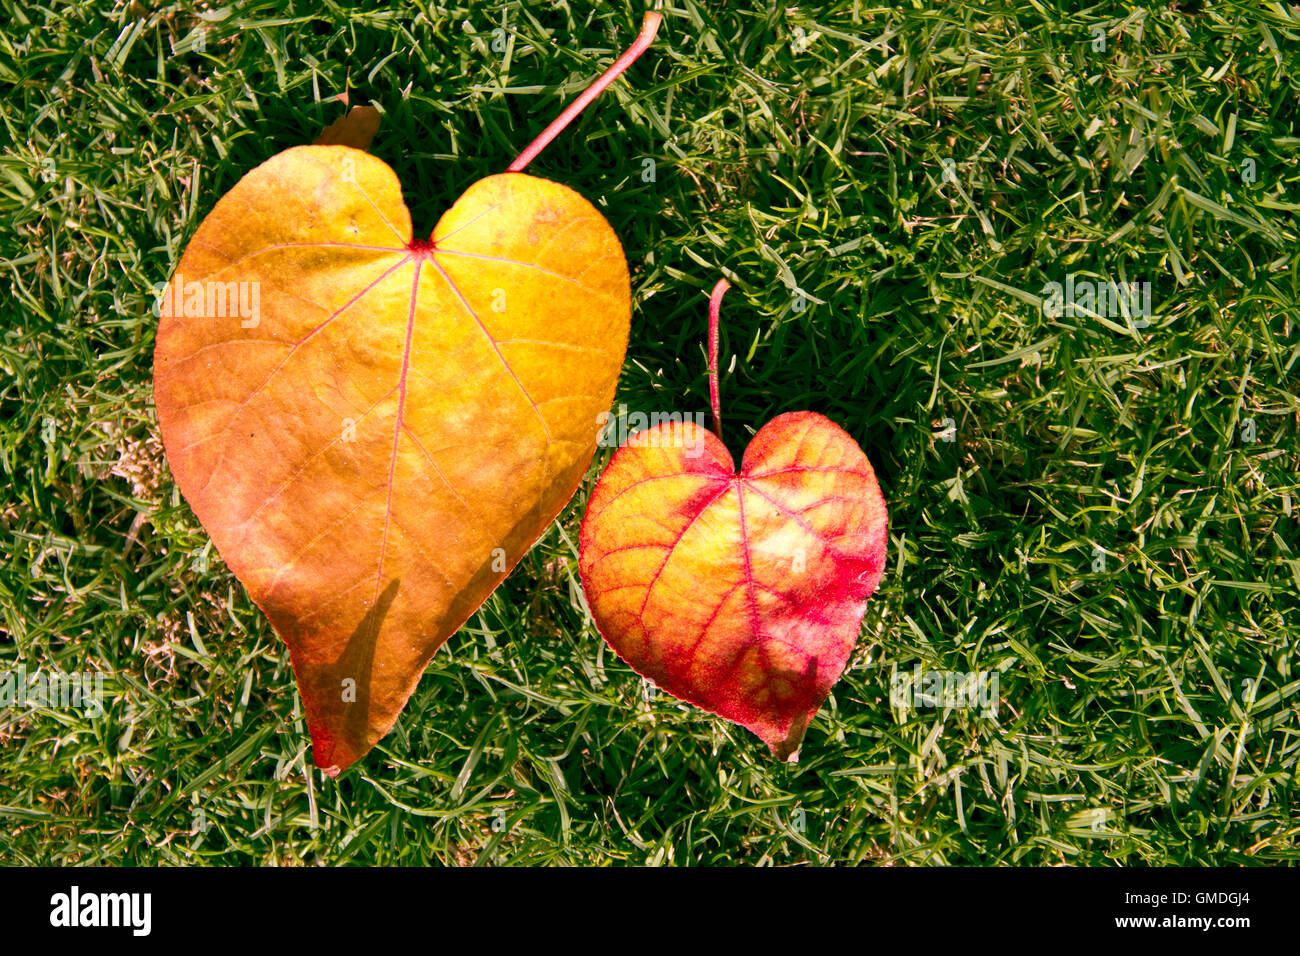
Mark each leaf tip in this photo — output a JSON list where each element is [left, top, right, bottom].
[[767, 709, 813, 762], [314, 104, 381, 150]]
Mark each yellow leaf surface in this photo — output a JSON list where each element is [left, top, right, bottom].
[[154, 145, 630, 774]]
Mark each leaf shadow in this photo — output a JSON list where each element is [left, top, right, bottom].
[[318, 576, 400, 764]]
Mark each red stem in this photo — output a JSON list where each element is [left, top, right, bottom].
[[708, 278, 730, 439], [507, 12, 663, 173]]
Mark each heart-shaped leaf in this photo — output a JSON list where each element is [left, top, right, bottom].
[[578, 282, 888, 759], [154, 146, 630, 773]]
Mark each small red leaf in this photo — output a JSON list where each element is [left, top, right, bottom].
[[578, 412, 888, 759]]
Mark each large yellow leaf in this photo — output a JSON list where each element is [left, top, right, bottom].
[[154, 145, 630, 774]]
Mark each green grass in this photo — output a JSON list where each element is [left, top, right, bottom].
[[1, 0, 1298, 865]]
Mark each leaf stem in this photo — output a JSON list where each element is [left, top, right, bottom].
[[506, 12, 663, 173], [708, 278, 730, 440]]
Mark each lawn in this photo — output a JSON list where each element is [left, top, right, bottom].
[[0, 0, 1297, 865]]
